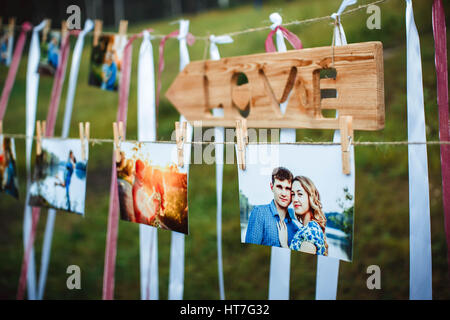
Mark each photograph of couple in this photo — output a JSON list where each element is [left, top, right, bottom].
[[0, 28, 12, 66], [239, 144, 355, 261], [88, 34, 126, 91], [0, 136, 19, 199], [29, 138, 89, 215], [38, 31, 60, 76]]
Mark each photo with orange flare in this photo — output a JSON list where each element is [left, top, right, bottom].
[[116, 142, 188, 234]]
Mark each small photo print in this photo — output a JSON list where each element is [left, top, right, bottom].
[[88, 34, 126, 91], [238, 144, 355, 261], [0, 136, 19, 198], [29, 138, 89, 215], [116, 142, 189, 234], [38, 31, 61, 76], [0, 29, 13, 66]]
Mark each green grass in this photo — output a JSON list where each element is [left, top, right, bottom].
[[0, 0, 449, 299]]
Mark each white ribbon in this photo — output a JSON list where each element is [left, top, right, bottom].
[[209, 34, 233, 300], [330, 0, 357, 21], [405, 0, 432, 300], [330, 0, 356, 49], [209, 35, 233, 61], [268, 13, 292, 300], [314, 2, 355, 299], [269, 13, 287, 62], [168, 19, 192, 300], [23, 20, 47, 300], [177, 20, 191, 73], [316, 255, 340, 299], [61, 20, 94, 137], [332, 19, 348, 49], [213, 108, 226, 300], [137, 30, 159, 300], [316, 120, 343, 300], [35, 20, 94, 300], [36, 209, 55, 299]]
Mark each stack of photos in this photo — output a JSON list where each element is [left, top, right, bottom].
[[0, 136, 19, 198], [116, 142, 189, 234], [38, 31, 61, 76], [88, 34, 126, 91], [238, 144, 355, 261], [0, 27, 13, 66], [29, 138, 89, 215]]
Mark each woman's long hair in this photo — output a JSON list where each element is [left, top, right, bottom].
[[293, 176, 328, 256]]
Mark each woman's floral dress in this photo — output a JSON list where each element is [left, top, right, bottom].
[[289, 220, 326, 255]]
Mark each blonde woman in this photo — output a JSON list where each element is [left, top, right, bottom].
[[277, 176, 328, 256]]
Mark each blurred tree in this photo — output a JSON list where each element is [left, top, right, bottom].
[[171, 0, 182, 17], [328, 187, 354, 258], [254, 0, 262, 10], [218, 0, 229, 9], [113, 0, 124, 27]]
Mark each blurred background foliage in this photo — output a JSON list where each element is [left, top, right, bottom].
[[0, 0, 449, 299]]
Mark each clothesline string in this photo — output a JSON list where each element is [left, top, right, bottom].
[[2, 132, 448, 147], [3, 0, 388, 41]]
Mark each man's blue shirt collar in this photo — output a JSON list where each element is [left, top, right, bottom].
[[269, 200, 295, 221]]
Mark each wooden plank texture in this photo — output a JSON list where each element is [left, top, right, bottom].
[[166, 41, 384, 130]]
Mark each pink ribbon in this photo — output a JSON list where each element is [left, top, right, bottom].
[[102, 32, 149, 299], [265, 25, 302, 53], [0, 22, 32, 121], [16, 207, 40, 300], [432, 0, 450, 276], [17, 32, 72, 300], [102, 156, 120, 300], [156, 30, 195, 107]]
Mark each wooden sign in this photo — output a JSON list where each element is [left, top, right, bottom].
[[166, 41, 384, 130]]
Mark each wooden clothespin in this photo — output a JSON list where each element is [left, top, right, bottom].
[[85, 122, 90, 143], [36, 121, 42, 156], [93, 19, 102, 46], [242, 118, 248, 144], [118, 20, 128, 38], [0, 120, 3, 136], [42, 120, 47, 137], [236, 120, 247, 170], [79, 122, 85, 160], [43, 19, 51, 43], [8, 17, 15, 37], [79, 122, 90, 161], [61, 20, 68, 39], [339, 116, 353, 175], [118, 121, 124, 141], [175, 121, 187, 168], [113, 121, 124, 162]]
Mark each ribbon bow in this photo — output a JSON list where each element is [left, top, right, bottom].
[[209, 34, 233, 61], [265, 12, 302, 53], [331, 0, 357, 22]]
